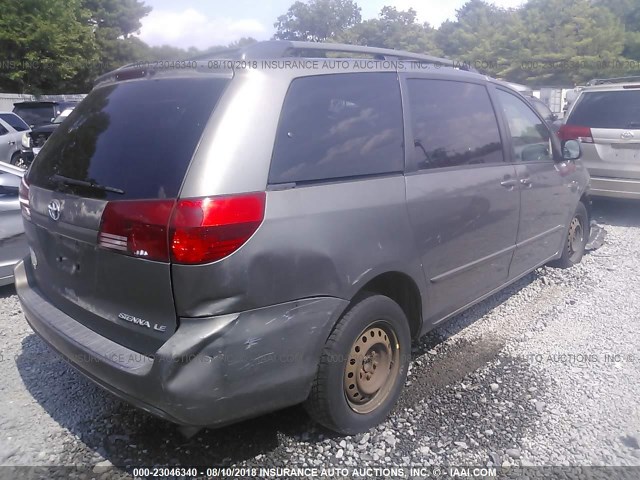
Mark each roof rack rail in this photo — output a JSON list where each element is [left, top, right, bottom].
[[587, 76, 640, 86], [235, 40, 471, 70]]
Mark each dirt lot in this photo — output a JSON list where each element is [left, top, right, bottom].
[[1, 199, 639, 477]]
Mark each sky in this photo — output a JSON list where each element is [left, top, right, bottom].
[[137, 0, 526, 50]]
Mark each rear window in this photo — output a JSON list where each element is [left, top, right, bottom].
[[568, 90, 640, 129], [28, 77, 229, 200], [0, 113, 29, 132], [269, 72, 404, 184], [12, 105, 55, 127]]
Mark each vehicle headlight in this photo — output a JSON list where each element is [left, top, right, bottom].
[[21, 133, 30, 149]]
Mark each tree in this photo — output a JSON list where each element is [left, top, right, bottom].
[[593, 0, 640, 60], [0, 0, 98, 93], [508, 0, 626, 85], [81, 0, 152, 74], [436, 0, 517, 67], [435, 0, 628, 85], [274, 0, 362, 41], [337, 7, 441, 55]]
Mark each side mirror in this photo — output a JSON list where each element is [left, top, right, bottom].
[[562, 139, 581, 160]]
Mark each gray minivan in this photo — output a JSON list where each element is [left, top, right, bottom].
[[15, 41, 590, 435]]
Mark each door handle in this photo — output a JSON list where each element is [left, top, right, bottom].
[[500, 179, 518, 189], [8, 141, 15, 145], [520, 177, 532, 187]]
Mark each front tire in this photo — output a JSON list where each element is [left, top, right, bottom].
[[305, 294, 411, 434], [551, 201, 589, 268], [10, 152, 27, 169]]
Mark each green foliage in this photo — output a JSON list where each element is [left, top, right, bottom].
[[435, 0, 630, 85], [81, 0, 152, 75], [274, 0, 362, 41], [0, 0, 99, 93], [3, 0, 640, 93], [505, 0, 627, 85], [337, 7, 441, 55]]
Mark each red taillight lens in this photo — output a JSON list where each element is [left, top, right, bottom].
[[559, 125, 594, 143], [170, 192, 265, 264], [98, 199, 175, 262], [19, 177, 30, 218], [97, 192, 266, 265]]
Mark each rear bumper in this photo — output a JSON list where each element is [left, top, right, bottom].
[[15, 260, 348, 427], [590, 176, 640, 200]]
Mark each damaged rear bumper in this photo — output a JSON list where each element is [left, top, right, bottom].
[[15, 260, 348, 427]]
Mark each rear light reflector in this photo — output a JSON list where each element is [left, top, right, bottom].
[[99, 200, 175, 261], [19, 177, 30, 218], [170, 193, 266, 264], [97, 192, 266, 264], [558, 125, 594, 143]]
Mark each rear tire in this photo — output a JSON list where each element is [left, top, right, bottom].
[[550, 201, 589, 269], [305, 294, 411, 434]]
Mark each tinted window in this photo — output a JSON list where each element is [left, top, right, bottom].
[[496, 89, 553, 163], [269, 73, 404, 184], [12, 105, 54, 127], [0, 124, 7, 136], [568, 91, 640, 129], [527, 98, 554, 121], [0, 113, 29, 132], [407, 80, 503, 170], [28, 77, 229, 200]]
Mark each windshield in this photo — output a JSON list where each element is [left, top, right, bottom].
[[28, 77, 229, 201]]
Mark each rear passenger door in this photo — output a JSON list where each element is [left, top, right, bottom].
[[402, 77, 520, 323], [493, 88, 571, 278], [263, 72, 420, 305]]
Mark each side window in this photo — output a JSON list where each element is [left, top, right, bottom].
[[269, 73, 404, 184], [407, 79, 503, 170], [0, 113, 29, 132], [496, 89, 553, 163], [0, 125, 8, 136]]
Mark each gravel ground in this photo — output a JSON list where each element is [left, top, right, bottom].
[[1, 199, 639, 476]]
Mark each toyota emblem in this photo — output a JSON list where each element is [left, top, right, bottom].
[[48, 199, 61, 221], [621, 131, 635, 140]]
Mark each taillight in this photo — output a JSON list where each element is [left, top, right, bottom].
[[98, 200, 175, 262], [559, 125, 594, 143], [19, 176, 30, 218], [97, 192, 266, 265], [170, 192, 265, 264]]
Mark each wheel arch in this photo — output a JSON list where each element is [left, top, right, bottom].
[[348, 271, 423, 340]]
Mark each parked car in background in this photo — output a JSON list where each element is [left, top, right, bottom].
[[0, 112, 31, 166], [15, 41, 590, 436], [12, 101, 78, 129], [560, 76, 640, 199], [19, 107, 75, 168], [0, 162, 27, 286]]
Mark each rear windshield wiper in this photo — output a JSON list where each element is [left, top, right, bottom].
[[50, 174, 125, 195]]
